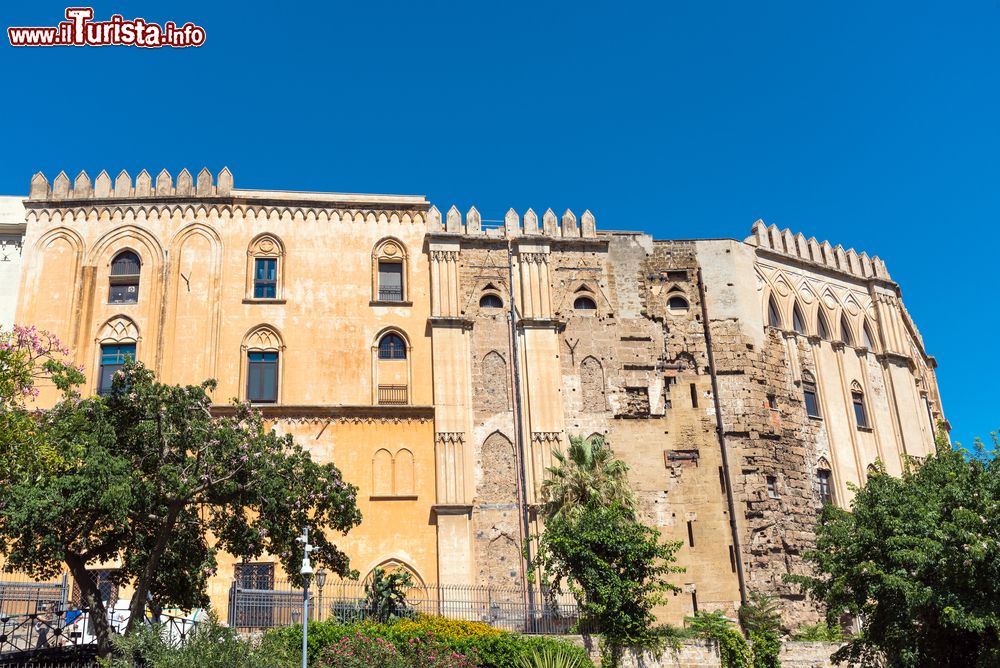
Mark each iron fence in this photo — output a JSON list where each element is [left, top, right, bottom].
[[377, 385, 408, 405], [228, 579, 591, 635], [0, 574, 69, 619]]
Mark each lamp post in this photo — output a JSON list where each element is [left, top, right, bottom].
[[316, 568, 327, 623], [297, 528, 315, 668]]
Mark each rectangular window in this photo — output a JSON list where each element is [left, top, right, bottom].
[[247, 351, 278, 403], [253, 258, 277, 299], [767, 394, 777, 410], [98, 344, 135, 395], [803, 384, 821, 418], [108, 282, 138, 304], [378, 261, 403, 301], [691, 591, 699, 614], [690, 383, 698, 408], [729, 545, 737, 573], [766, 475, 779, 499], [719, 466, 727, 494], [233, 563, 274, 628], [687, 520, 695, 548], [852, 392, 869, 428], [817, 469, 833, 505]]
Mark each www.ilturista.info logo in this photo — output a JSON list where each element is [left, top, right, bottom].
[[8, 8, 205, 48]]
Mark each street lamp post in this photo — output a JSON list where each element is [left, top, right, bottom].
[[297, 528, 315, 668], [316, 568, 327, 623]]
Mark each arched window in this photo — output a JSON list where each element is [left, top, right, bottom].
[[851, 381, 869, 429], [802, 370, 821, 418], [816, 468, 833, 505], [243, 325, 282, 404], [767, 296, 781, 328], [667, 295, 690, 312], [817, 310, 831, 340], [479, 293, 503, 309], [373, 239, 407, 303], [840, 315, 854, 346], [580, 356, 606, 412], [480, 351, 510, 412], [247, 235, 284, 301], [378, 333, 407, 360], [862, 322, 876, 351], [792, 304, 806, 335], [109, 250, 141, 304], [96, 316, 139, 395], [573, 296, 597, 311]]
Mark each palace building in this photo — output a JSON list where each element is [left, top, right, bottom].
[[6, 168, 945, 625]]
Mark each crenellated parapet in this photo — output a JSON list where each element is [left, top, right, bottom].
[[427, 205, 597, 239], [745, 219, 890, 281], [29, 168, 234, 201]]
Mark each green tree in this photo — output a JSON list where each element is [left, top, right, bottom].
[[0, 361, 362, 657], [0, 325, 84, 482], [788, 430, 1000, 667], [738, 592, 782, 668], [529, 502, 683, 665], [539, 435, 635, 522]]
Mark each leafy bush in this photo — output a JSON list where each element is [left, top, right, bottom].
[[686, 611, 751, 668], [738, 593, 782, 668], [264, 616, 592, 668], [364, 567, 416, 622], [514, 644, 592, 668], [105, 616, 295, 668], [316, 629, 477, 668], [791, 621, 843, 642]]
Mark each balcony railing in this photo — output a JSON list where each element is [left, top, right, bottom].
[[377, 385, 408, 405], [377, 286, 404, 302]]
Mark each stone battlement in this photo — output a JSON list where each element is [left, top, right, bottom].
[[746, 219, 890, 281], [427, 205, 597, 239], [28, 168, 233, 201]]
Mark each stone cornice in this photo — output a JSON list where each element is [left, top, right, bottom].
[[210, 404, 434, 423]]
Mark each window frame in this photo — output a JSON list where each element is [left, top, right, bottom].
[[245, 234, 285, 303], [378, 333, 407, 360], [479, 293, 504, 309], [852, 390, 870, 429], [108, 251, 141, 305], [98, 343, 136, 396], [573, 295, 597, 311], [246, 350, 279, 404], [253, 258, 278, 299], [817, 469, 834, 505], [802, 373, 822, 419]]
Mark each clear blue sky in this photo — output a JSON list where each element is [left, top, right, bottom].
[[2, 1, 997, 447]]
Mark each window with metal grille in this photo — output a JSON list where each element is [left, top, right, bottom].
[[247, 351, 278, 403], [378, 334, 406, 360], [253, 258, 277, 299], [817, 469, 833, 505], [108, 251, 140, 304], [852, 391, 869, 428], [98, 344, 135, 395], [479, 293, 503, 308], [574, 296, 597, 310], [377, 261, 403, 301]]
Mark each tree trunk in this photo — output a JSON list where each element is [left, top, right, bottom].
[[125, 503, 182, 635], [64, 553, 114, 658]]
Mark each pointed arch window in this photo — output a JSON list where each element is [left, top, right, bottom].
[[851, 382, 870, 429], [862, 322, 876, 351], [109, 251, 141, 304], [802, 371, 821, 418], [792, 304, 806, 335], [243, 325, 283, 404], [378, 334, 407, 360], [817, 311, 831, 340], [816, 468, 833, 505], [767, 296, 781, 328], [840, 315, 855, 346]]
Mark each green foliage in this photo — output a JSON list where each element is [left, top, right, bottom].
[[264, 617, 593, 668], [316, 629, 477, 668], [0, 360, 362, 655], [363, 566, 415, 622], [514, 644, 593, 668], [0, 325, 84, 483], [790, 621, 843, 642], [685, 612, 751, 668], [529, 502, 682, 663], [540, 435, 635, 522], [738, 592, 782, 668], [103, 615, 295, 668], [787, 428, 1000, 667]]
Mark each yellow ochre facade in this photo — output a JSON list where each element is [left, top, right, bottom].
[[7, 168, 945, 625]]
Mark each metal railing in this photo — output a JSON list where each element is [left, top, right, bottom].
[[377, 385, 408, 405], [377, 286, 404, 302], [0, 573, 69, 618], [228, 579, 589, 635]]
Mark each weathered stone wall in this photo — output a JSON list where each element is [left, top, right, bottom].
[[565, 637, 842, 668]]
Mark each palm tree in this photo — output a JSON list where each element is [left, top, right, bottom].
[[539, 435, 635, 522]]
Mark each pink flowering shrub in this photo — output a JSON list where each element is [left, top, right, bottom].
[[317, 630, 477, 668], [0, 324, 83, 405]]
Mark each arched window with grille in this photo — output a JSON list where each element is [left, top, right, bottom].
[[108, 251, 141, 304], [374, 330, 410, 405], [573, 295, 597, 311], [378, 333, 407, 360]]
